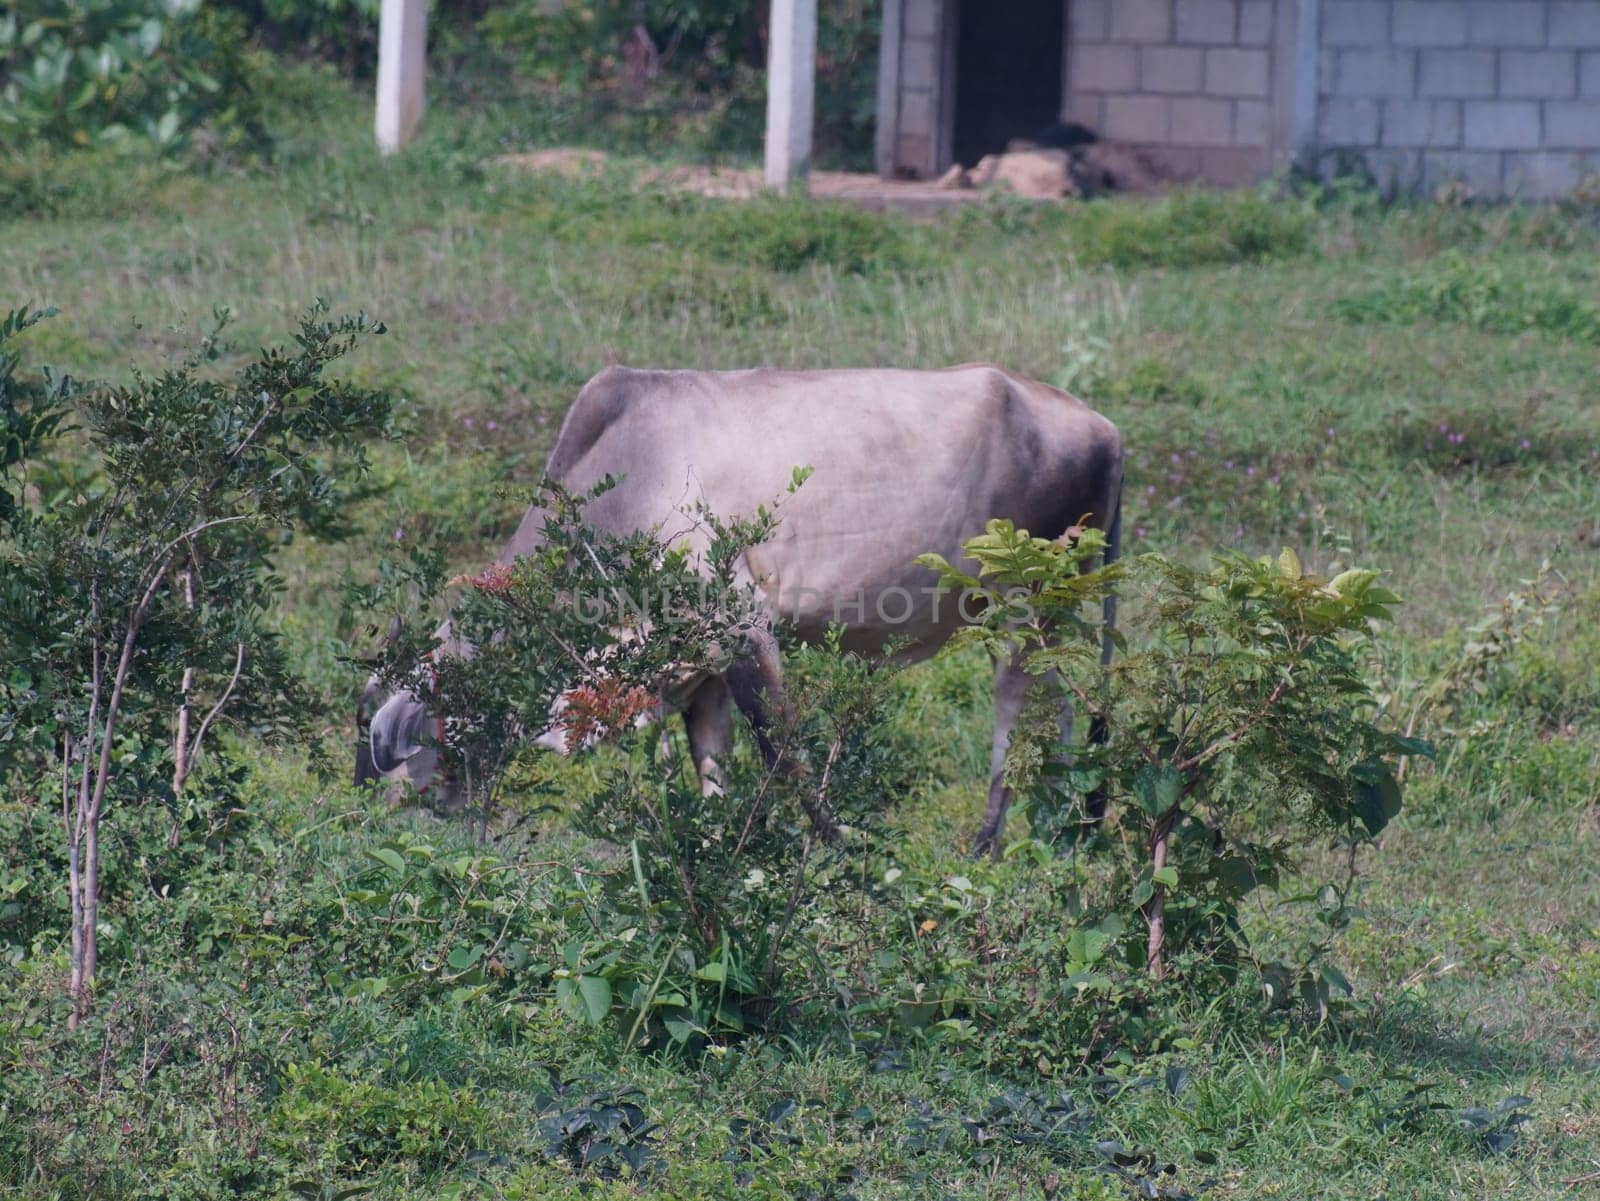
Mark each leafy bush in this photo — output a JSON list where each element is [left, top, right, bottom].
[[217, 0, 379, 75], [1088, 356, 1213, 411], [920, 524, 1428, 997], [959, 188, 1318, 271], [0, 0, 267, 153], [0, 968, 280, 1198], [267, 1060, 489, 1176], [363, 477, 778, 833], [1332, 251, 1600, 344], [0, 303, 396, 1025], [477, 0, 879, 167], [0, 139, 185, 218], [477, 0, 761, 92], [361, 479, 918, 1045]]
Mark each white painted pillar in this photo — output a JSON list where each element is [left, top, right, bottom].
[[376, 0, 427, 155], [764, 0, 818, 193]]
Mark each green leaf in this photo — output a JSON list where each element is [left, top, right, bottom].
[[1152, 866, 1179, 889], [1328, 567, 1377, 596], [1065, 915, 1123, 966], [1063, 763, 1105, 793], [366, 847, 405, 876], [1383, 733, 1437, 760], [446, 944, 482, 972], [1319, 964, 1353, 997], [577, 974, 613, 1025], [1351, 759, 1403, 837], [1133, 762, 1181, 817], [1276, 547, 1302, 579]]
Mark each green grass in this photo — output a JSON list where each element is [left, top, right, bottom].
[[3, 66, 1600, 1200]]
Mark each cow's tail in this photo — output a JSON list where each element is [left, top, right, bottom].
[[1086, 471, 1122, 823]]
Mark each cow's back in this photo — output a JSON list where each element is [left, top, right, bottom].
[[507, 365, 1121, 655]]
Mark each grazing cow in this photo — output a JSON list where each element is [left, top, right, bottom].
[[358, 363, 1123, 853]]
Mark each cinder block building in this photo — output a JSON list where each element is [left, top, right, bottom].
[[874, 0, 1600, 196]]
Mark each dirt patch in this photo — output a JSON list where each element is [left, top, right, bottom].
[[500, 148, 613, 178], [492, 150, 987, 213], [492, 141, 1176, 212]]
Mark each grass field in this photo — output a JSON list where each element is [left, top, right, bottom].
[[3, 70, 1600, 1200]]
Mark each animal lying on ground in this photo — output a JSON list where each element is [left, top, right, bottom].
[[358, 362, 1123, 854]]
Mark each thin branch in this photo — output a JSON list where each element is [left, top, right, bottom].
[[185, 641, 246, 772], [1174, 672, 1294, 774]]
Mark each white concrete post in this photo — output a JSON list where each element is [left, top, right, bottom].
[[376, 0, 427, 155], [764, 0, 818, 193]]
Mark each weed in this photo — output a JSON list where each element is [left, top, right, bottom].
[[1332, 252, 1600, 344]]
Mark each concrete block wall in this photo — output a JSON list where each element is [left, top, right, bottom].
[[1064, 0, 1280, 184], [1319, 0, 1600, 195]]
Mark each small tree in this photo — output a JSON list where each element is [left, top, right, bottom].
[[0, 304, 395, 1025], [920, 524, 1432, 989]]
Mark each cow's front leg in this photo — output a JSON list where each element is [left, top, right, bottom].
[[972, 649, 1073, 859], [726, 629, 842, 843], [683, 676, 733, 797], [726, 628, 793, 770]]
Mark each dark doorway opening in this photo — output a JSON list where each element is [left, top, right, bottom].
[[952, 0, 1066, 168]]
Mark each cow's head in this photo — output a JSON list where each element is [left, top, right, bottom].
[[357, 668, 669, 803], [356, 674, 464, 809]]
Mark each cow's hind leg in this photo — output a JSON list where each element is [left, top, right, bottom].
[[972, 648, 1073, 859]]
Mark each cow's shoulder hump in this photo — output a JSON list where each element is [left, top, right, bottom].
[[544, 365, 668, 482]]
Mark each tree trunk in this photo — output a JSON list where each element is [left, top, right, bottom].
[[172, 571, 195, 798], [65, 734, 85, 1030], [81, 810, 99, 1019], [170, 569, 196, 847], [1144, 813, 1173, 982]]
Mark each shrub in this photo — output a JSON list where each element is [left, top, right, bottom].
[[1086, 190, 1316, 269], [360, 480, 919, 1044], [0, 0, 267, 153], [476, 0, 879, 167], [0, 303, 396, 1025], [1331, 251, 1600, 344], [919, 524, 1428, 998], [267, 1061, 489, 1176], [1089, 356, 1212, 410], [960, 188, 1318, 271], [0, 141, 186, 219], [216, 0, 379, 75]]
